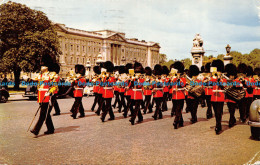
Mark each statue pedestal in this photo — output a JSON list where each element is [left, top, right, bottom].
[[223, 55, 233, 65], [191, 47, 205, 70]]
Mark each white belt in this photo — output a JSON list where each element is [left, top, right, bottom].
[[132, 89, 142, 91], [75, 88, 83, 90], [213, 90, 225, 92], [38, 89, 48, 91], [206, 86, 213, 88], [103, 87, 113, 90], [154, 88, 163, 90]]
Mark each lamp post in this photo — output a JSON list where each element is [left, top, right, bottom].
[[85, 60, 91, 76], [223, 44, 233, 65]]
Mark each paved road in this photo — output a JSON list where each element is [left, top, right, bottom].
[[0, 96, 259, 164]]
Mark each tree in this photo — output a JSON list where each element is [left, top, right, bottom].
[[0, 1, 61, 89], [159, 53, 167, 65]]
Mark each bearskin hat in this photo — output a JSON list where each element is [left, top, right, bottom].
[[254, 67, 260, 76], [205, 62, 211, 73], [247, 66, 254, 76], [134, 62, 144, 74], [162, 66, 170, 75], [237, 63, 248, 74], [93, 66, 101, 74], [170, 61, 184, 73], [211, 59, 224, 73], [114, 66, 120, 73], [75, 64, 85, 76], [144, 66, 152, 76], [119, 65, 127, 74], [49, 63, 60, 74], [126, 63, 133, 70], [104, 61, 114, 73], [201, 66, 205, 73], [224, 63, 237, 77], [153, 64, 162, 76], [188, 65, 200, 77], [40, 54, 56, 67]]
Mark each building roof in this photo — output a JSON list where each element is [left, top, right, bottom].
[[54, 23, 160, 48]]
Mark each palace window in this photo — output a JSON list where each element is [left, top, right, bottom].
[[83, 46, 85, 52], [71, 45, 73, 51], [71, 57, 73, 64], [83, 58, 85, 64], [77, 45, 79, 52], [65, 44, 67, 50], [77, 58, 79, 64]]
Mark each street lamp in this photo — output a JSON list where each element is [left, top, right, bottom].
[[85, 61, 91, 76], [225, 44, 231, 54]]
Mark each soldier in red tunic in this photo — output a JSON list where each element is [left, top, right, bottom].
[[91, 66, 101, 112], [162, 66, 170, 112], [244, 66, 255, 118], [129, 62, 145, 125], [170, 61, 186, 129], [101, 61, 115, 122], [112, 66, 120, 109], [152, 64, 164, 120], [224, 63, 238, 127], [143, 66, 153, 114], [210, 60, 225, 134], [48, 63, 61, 116], [118, 65, 127, 113], [203, 62, 213, 119], [30, 65, 55, 135], [186, 65, 200, 124], [253, 68, 260, 100], [236, 63, 248, 123], [71, 65, 86, 119], [123, 63, 134, 118]]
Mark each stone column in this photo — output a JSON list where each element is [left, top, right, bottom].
[[147, 47, 152, 67]]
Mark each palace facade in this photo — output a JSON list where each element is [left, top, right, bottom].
[[53, 23, 160, 77]]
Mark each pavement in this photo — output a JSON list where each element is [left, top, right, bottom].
[[0, 96, 259, 164]]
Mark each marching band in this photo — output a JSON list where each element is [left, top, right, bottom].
[[30, 60, 260, 135]]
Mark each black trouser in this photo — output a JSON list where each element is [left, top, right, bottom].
[[187, 98, 199, 122], [141, 99, 145, 109], [227, 102, 236, 125], [254, 95, 260, 100], [151, 97, 155, 108], [144, 95, 152, 113], [96, 94, 104, 115], [162, 92, 168, 111], [91, 93, 99, 111], [185, 97, 191, 113], [168, 93, 172, 101], [72, 97, 85, 117], [212, 102, 224, 129], [113, 91, 120, 108], [153, 98, 163, 119], [205, 95, 212, 116], [124, 96, 134, 116], [238, 98, 247, 122], [172, 99, 184, 124], [246, 97, 253, 118], [130, 100, 143, 122], [49, 94, 60, 114], [118, 92, 127, 112], [32, 103, 54, 134], [101, 98, 114, 120]]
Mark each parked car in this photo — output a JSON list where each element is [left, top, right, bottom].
[[23, 80, 37, 100], [0, 85, 10, 103], [248, 99, 260, 140]]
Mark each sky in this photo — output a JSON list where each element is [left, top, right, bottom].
[[3, 0, 260, 60]]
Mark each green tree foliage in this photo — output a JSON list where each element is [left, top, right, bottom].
[[159, 53, 167, 65], [0, 1, 61, 89]]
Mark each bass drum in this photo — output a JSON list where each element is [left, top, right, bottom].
[[248, 99, 260, 140]]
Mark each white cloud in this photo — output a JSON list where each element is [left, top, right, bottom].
[[9, 0, 260, 60]]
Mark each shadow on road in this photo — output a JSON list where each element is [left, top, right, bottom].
[[35, 126, 80, 138]]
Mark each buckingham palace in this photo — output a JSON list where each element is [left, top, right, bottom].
[[53, 23, 161, 77]]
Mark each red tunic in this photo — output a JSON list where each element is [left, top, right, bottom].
[[172, 77, 186, 100], [73, 77, 86, 97], [211, 78, 225, 102], [152, 80, 163, 98], [131, 78, 143, 100], [102, 77, 115, 98]]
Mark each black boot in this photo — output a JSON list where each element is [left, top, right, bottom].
[[173, 122, 178, 129]]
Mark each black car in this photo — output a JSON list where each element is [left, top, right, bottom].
[[23, 80, 38, 100], [0, 85, 10, 103]]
